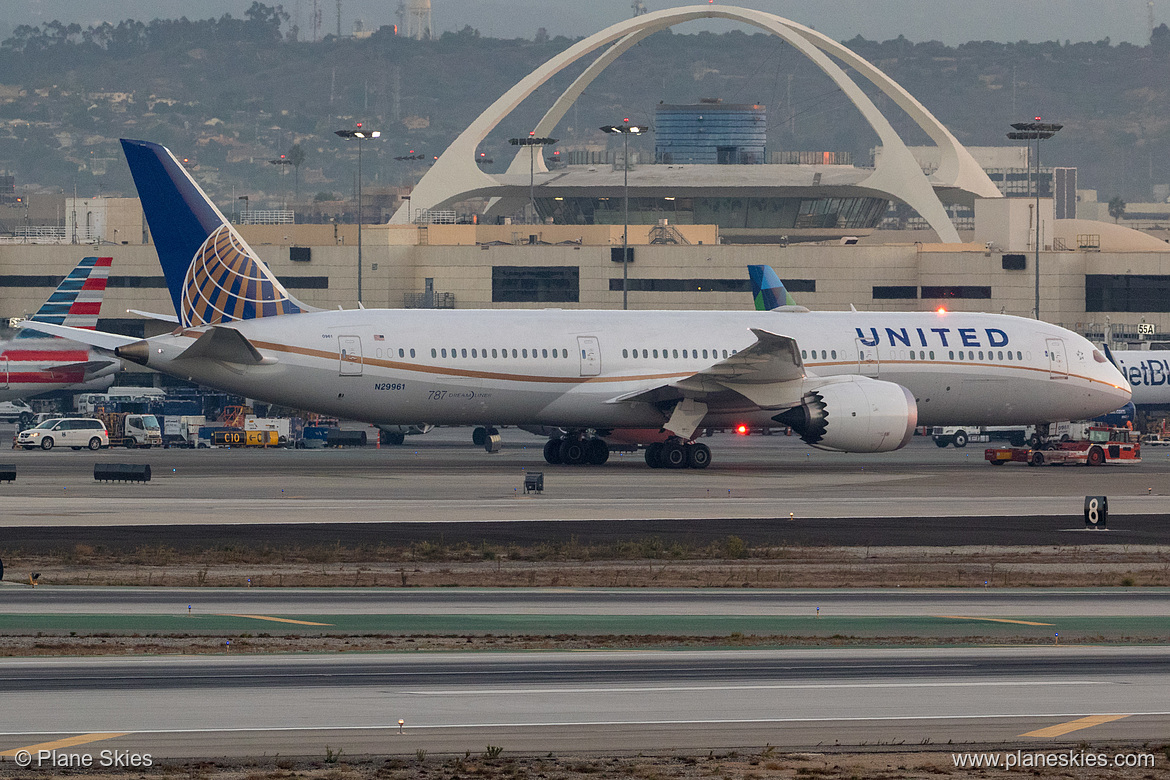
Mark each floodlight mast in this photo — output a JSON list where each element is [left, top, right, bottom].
[[335, 126, 382, 304], [599, 120, 649, 310], [1007, 119, 1062, 320]]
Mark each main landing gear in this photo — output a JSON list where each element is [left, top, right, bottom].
[[644, 438, 711, 470], [541, 433, 712, 469], [543, 434, 609, 466]]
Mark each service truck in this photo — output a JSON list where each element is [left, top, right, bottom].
[[93, 411, 163, 448], [985, 426, 1141, 467]]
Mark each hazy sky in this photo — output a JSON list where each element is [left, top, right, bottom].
[[2, 0, 1165, 45]]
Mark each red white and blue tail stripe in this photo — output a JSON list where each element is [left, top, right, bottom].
[[18, 256, 111, 338]]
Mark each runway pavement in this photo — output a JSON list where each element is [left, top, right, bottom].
[[3, 428, 1170, 546], [0, 648, 1166, 757], [2, 586, 1169, 617]]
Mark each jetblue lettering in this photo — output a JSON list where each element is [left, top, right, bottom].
[[857, 325, 1010, 349], [1126, 360, 1169, 386]]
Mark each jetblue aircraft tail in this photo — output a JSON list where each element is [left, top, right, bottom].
[[120, 139, 312, 328], [748, 264, 797, 311], [18, 255, 111, 338]]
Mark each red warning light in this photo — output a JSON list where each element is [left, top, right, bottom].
[[1034, 116, 1042, 121], [357, 122, 362, 128], [736, 424, 749, 436]]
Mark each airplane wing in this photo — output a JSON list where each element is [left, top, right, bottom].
[[42, 359, 118, 379], [16, 321, 142, 351], [607, 328, 806, 438], [127, 309, 181, 324]]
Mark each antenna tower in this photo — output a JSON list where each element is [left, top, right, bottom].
[[336, 0, 342, 38], [311, 0, 321, 41], [406, 0, 432, 40]]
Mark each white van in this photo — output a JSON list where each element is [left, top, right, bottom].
[[0, 400, 35, 426], [16, 417, 109, 450]]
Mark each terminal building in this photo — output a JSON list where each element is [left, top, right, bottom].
[[4, 5, 1170, 355]]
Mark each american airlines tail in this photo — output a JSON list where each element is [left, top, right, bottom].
[[748, 264, 796, 310], [18, 256, 111, 337], [119, 139, 313, 328]]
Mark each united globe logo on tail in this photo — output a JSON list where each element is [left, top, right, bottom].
[[182, 225, 303, 326]]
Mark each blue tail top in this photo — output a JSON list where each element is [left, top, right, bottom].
[[120, 139, 309, 327], [748, 264, 796, 311]]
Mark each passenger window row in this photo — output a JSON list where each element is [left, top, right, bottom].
[[428, 347, 569, 359], [620, 348, 735, 359]]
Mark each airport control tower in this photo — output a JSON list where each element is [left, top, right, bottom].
[[655, 99, 766, 165]]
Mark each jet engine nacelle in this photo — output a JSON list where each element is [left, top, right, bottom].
[[773, 376, 917, 453]]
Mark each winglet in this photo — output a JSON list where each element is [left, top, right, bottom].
[[748, 264, 797, 311]]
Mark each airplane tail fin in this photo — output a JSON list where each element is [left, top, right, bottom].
[[18, 256, 111, 339], [748, 264, 797, 311], [120, 138, 312, 328]]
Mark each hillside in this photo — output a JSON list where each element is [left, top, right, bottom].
[[2, 5, 1169, 215]]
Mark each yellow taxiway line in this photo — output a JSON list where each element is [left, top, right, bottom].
[[1, 733, 127, 757], [219, 614, 334, 626], [1020, 714, 1131, 738]]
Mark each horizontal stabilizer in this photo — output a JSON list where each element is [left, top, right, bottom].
[[16, 321, 141, 352], [127, 309, 180, 324], [176, 326, 272, 365], [43, 359, 117, 379]]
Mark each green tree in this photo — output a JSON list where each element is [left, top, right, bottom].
[[1108, 196, 1126, 223]]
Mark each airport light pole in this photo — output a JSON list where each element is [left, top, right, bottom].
[[1007, 119, 1062, 320], [508, 133, 558, 224], [600, 120, 649, 310], [336, 125, 381, 305]]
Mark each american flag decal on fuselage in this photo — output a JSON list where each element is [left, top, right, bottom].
[[17, 256, 111, 338], [181, 225, 303, 327]]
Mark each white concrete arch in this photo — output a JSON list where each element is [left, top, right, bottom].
[[392, 5, 984, 242]]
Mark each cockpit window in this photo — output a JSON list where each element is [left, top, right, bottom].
[[1093, 349, 1108, 363]]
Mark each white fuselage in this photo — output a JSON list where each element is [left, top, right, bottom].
[[136, 309, 1130, 432], [0, 337, 117, 403]]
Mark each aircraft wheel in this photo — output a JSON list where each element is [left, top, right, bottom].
[[486, 426, 499, 437], [40, 437, 54, 451], [585, 438, 609, 465], [661, 441, 688, 469], [1087, 446, 1105, 466], [559, 438, 586, 465], [543, 438, 563, 465], [952, 430, 968, 448], [472, 426, 487, 446], [644, 442, 664, 469], [687, 442, 712, 469]]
